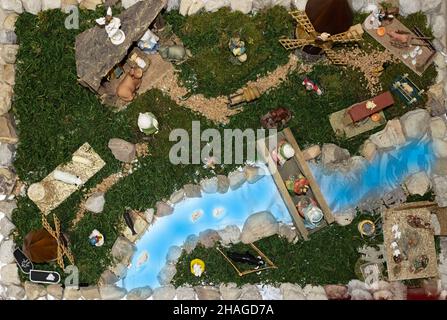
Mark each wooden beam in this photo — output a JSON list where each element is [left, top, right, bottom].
[[282, 128, 335, 224]]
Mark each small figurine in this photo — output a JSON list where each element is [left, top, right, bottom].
[[271, 140, 295, 166], [123, 210, 137, 235], [138, 112, 159, 135], [228, 37, 247, 63], [190, 258, 205, 277], [95, 7, 125, 46], [138, 29, 160, 54], [303, 78, 323, 95], [227, 251, 265, 267], [116, 67, 143, 102], [159, 45, 190, 64], [296, 196, 324, 227], [285, 174, 310, 195], [89, 229, 104, 247]]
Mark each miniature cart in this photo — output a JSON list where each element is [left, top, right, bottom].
[[391, 73, 425, 106]]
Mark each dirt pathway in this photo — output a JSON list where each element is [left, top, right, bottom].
[[139, 54, 305, 124]]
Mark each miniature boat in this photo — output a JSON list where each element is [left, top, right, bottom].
[[227, 251, 265, 267], [13, 248, 34, 274], [257, 128, 334, 240], [29, 269, 61, 285]]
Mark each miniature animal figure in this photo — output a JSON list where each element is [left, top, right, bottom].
[[407, 215, 433, 233], [260, 107, 292, 129], [158, 45, 191, 63], [116, 67, 143, 102], [227, 251, 265, 267], [123, 210, 137, 235], [387, 30, 432, 48], [410, 255, 429, 273]]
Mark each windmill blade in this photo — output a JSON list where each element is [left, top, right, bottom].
[[323, 48, 347, 66], [279, 38, 314, 50], [289, 11, 316, 34], [329, 25, 364, 43]]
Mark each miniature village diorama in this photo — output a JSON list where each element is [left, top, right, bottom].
[[0, 0, 447, 301]]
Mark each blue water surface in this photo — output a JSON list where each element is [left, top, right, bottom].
[[310, 137, 436, 214], [121, 168, 291, 291]]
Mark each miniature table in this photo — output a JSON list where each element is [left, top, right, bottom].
[[363, 16, 436, 76], [347, 91, 394, 123], [383, 206, 438, 281]]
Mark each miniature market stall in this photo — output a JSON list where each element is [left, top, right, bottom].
[[330, 91, 395, 138], [27, 143, 105, 215], [363, 15, 436, 76], [383, 205, 438, 282], [75, 0, 166, 108], [257, 128, 334, 240]]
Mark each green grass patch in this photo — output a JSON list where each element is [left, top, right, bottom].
[[165, 6, 292, 97], [173, 213, 383, 287]]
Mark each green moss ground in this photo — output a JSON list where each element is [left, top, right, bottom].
[[10, 8, 437, 285]]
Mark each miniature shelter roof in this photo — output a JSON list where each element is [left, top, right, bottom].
[[75, 0, 166, 92]]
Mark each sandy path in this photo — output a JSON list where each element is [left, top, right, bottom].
[[141, 54, 304, 124]]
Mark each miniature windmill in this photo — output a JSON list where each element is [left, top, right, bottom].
[[279, 11, 364, 65]]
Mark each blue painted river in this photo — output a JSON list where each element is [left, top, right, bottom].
[[310, 137, 436, 213], [120, 137, 436, 290]]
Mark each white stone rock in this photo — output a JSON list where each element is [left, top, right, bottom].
[[188, 0, 205, 15], [63, 287, 81, 300], [0, 238, 14, 264], [220, 282, 242, 300], [433, 138, 447, 158], [121, 0, 141, 9], [360, 139, 377, 161], [230, 0, 252, 14], [152, 285, 176, 300], [0, 216, 15, 237], [0, 200, 16, 219], [6, 284, 25, 299], [240, 211, 278, 244], [1, 11, 18, 31], [240, 284, 262, 300], [200, 177, 218, 193], [166, 0, 180, 11], [431, 15, 446, 40], [433, 175, 447, 207], [166, 245, 182, 263], [0, 83, 12, 116], [41, 0, 61, 10], [334, 208, 356, 226], [430, 117, 447, 139], [179, 0, 193, 16], [85, 192, 105, 213], [0, 44, 18, 64], [22, 0, 42, 14], [0, 263, 20, 285], [176, 286, 196, 300], [0, 63, 15, 86], [291, 0, 306, 10], [0, 143, 14, 166], [252, 0, 270, 11], [157, 264, 177, 285], [99, 285, 127, 300], [80, 286, 101, 300], [351, 289, 373, 300], [303, 284, 328, 300], [350, 0, 365, 12], [421, 0, 442, 13], [204, 0, 228, 12], [144, 208, 154, 224], [228, 170, 246, 190], [302, 144, 321, 161], [370, 119, 406, 149], [0, 0, 23, 13], [127, 286, 153, 300], [400, 109, 430, 139], [195, 285, 221, 300], [24, 281, 47, 300], [47, 284, 63, 299], [271, 0, 290, 9], [399, 0, 421, 16], [404, 171, 431, 196], [217, 225, 241, 245], [280, 283, 305, 300]]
